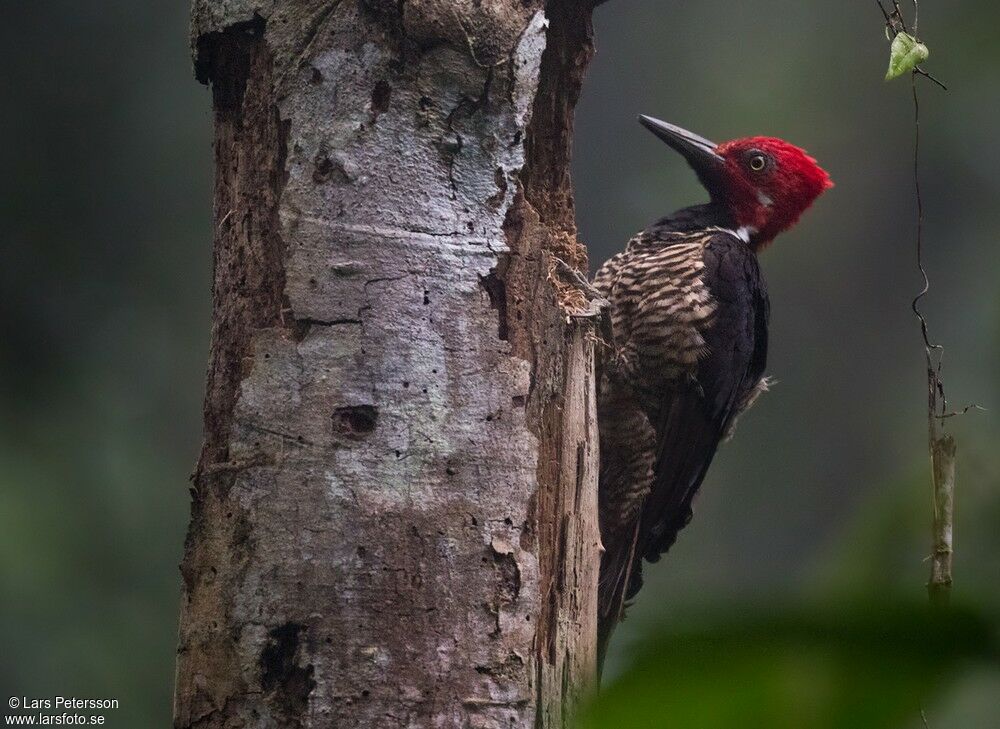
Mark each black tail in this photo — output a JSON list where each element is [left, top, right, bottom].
[[596, 522, 641, 677]]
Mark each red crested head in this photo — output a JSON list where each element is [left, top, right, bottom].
[[639, 116, 833, 249], [715, 137, 833, 247]]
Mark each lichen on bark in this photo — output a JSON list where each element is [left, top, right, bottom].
[[175, 2, 601, 727]]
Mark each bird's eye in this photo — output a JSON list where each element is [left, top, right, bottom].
[[749, 154, 767, 172]]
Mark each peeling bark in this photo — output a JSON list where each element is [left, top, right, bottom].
[[175, 1, 601, 727], [928, 422, 956, 607]]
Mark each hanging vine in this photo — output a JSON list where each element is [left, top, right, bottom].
[[876, 0, 982, 607]]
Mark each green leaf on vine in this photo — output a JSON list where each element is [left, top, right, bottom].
[[885, 32, 929, 81]]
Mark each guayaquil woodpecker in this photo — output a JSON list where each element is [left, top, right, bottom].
[[594, 115, 832, 669]]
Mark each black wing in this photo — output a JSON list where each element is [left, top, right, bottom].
[[593, 230, 768, 659], [633, 233, 769, 577]]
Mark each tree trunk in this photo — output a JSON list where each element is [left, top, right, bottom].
[[174, 1, 602, 727]]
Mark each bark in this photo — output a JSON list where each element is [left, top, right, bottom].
[[174, 1, 602, 727], [927, 415, 956, 607]]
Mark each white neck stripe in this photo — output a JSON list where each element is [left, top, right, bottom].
[[708, 225, 756, 244]]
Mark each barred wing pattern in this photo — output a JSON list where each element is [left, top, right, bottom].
[[594, 229, 769, 641]]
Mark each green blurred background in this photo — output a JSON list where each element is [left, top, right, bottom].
[[1, 1, 997, 726]]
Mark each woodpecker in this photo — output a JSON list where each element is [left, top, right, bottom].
[[594, 115, 832, 666]]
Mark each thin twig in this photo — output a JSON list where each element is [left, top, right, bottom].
[[893, 0, 907, 32], [910, 75, 940, 365], [936, 404, 987, 419], [916, 67, 948, 90]]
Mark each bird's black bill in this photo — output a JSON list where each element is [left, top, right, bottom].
[[638, 115, 727, 197]]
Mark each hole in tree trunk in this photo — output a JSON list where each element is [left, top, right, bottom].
[[332, 405, 379, 439]]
